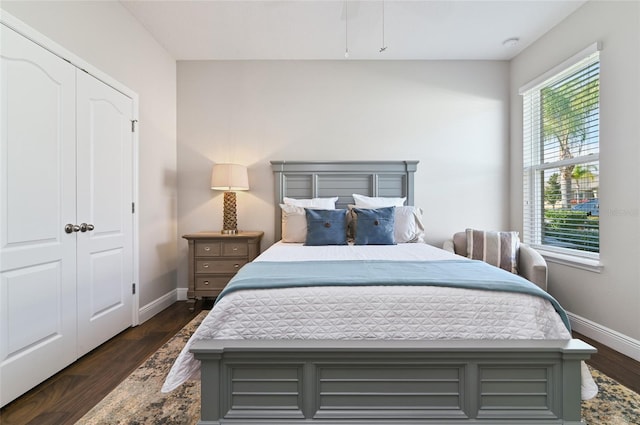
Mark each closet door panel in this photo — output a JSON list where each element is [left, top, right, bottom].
[[0, 25, 77, 407], [76, 71, 134, 356]]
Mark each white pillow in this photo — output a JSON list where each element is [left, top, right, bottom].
[[283, 196, 338, 209], [352, 194, 406, 208], [394, 206, 425, 243], [280, 204, 307, 243]]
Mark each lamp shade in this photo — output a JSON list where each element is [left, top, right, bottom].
[[211, 163, 249, 191]]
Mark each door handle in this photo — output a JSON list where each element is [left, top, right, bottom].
[[65, 224, 80, 233], [79, 223, 95, 232]]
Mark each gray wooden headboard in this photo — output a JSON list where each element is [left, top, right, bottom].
[[270, 160, 418, 240]]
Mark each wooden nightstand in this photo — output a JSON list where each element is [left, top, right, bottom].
[[183, 231, 263, 310]]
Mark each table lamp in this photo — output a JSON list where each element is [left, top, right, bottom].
[[211, 163, 249, 234]]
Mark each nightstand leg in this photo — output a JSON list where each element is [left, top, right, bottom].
[[187, 298, 196, 312]]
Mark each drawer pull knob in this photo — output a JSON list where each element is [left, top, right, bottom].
[[233, 247, 238, 251], [204, 246, 211, 251], [203, 280, 209, 285], [234, 264, 240, 268], [203, 263, 209, 268]]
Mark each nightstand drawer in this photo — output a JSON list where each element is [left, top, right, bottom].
[[195, 276, 231, 291], [222, 242, 248, 257], [195, 241, 221, 257], [196, 259, 247, 274]]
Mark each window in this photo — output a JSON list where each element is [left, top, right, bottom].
[[521, 45, 600, 259]]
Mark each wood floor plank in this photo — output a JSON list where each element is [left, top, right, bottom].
[[25, 412, 73, 425], [1, 302, 637, 425]]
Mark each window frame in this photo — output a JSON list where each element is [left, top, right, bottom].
[[520, 43, 603, 272]]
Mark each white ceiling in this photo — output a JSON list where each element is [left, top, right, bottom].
[[120, 0, 587, 61]]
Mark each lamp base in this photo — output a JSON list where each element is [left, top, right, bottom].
[[222, 191, 238, 234]]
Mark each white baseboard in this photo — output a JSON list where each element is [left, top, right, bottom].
[[138, 289, 178, 324], [568, 311, 640, 362], [177, 287, 188, 301]]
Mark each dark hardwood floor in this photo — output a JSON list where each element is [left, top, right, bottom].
[[1, 302, 638, 425], [575, 331, 640, 395], [0, 301, 204, 425]]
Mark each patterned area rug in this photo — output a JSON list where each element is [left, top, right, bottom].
[[77, 311, 640, 424], [582, 367, 640, 424], [76, 311, 207, 425]]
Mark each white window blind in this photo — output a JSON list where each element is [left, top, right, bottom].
[[522, 47, 600, 258]]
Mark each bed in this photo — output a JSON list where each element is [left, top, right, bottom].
[[164, 160, 596, 424]]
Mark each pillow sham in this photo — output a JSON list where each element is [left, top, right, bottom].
[[353, 207, 396, 245], [304, 209, 348, 246], [394, 206, 426, 243], [466, 228, 519, 274], [279, 204, 307, 243], [284, 196, 338, 209], [352, 194, 406, 208]]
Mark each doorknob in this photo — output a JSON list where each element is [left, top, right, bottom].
[[65, 224, 80, 234], [79, 223, 95, 232]]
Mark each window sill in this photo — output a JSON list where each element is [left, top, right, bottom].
[[535, 248, 603, 273]]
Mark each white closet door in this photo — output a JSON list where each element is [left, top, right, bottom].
[[75, 71, 134, 356], [0, 25, 77, 406]]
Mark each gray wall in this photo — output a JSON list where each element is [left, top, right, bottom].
[[510, 0, 640, 350], [1, 1, 179, 314], [177, 59, 511, 279]]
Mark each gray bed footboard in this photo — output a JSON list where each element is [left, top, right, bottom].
[[191, 339, 595, 424]]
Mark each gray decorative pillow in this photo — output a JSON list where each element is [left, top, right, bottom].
[[466, 229, 519, 274], [353, 207, 396, 245], [348, 205, 425, 243], [304, 209, 348, 246]]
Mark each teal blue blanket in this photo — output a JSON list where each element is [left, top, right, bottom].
[[216, 260, 570, 331]]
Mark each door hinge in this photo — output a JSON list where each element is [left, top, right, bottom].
[[131, 119, 138, 132], [132, 283, 136, 295], [132, 202, 135, 213]]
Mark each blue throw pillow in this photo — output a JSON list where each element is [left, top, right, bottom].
[[353, 207, 396, 245], [304, 209, 348, 246]]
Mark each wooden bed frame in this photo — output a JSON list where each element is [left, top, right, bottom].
[[190, 160, 595, 424]]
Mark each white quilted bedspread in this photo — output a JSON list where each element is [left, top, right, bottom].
[[161, 242, 596, 399]]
